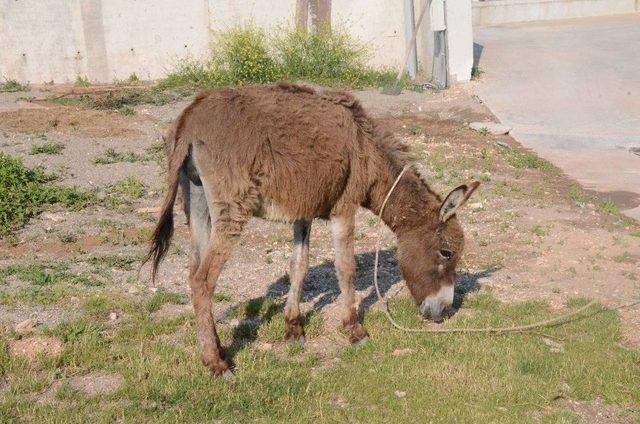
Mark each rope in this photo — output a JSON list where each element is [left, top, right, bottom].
[[373, 165, 640, 334]]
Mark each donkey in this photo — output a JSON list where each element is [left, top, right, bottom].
[[145, 82, 479, 376]]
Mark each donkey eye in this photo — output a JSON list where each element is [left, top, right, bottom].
[[439, 249, 454, 260]]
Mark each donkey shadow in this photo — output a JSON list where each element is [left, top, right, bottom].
[[224, 249, 498, 362]]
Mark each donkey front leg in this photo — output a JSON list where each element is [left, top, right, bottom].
[[331, 214, 369, 344], [284, 220, 312, 343], [190, 220, 245, 377]]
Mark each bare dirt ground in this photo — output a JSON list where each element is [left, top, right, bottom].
[[1, 85, 638, 351]]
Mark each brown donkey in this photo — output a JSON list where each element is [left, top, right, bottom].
[[145, 83, 479, 376]]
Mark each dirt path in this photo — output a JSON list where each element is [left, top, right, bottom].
[[1, 86, 638, 347]]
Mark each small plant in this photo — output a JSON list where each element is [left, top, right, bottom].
[[471, 66, 484, 80], [110, 176, 145, 199], [75, 75, 91, 87], [407, 125, 423, 136], [532, 225, 548, 237], [29, 142, 65, 155], [118, 106, 135, 116], [93, 148, 146, 165], [0, 79, 29, 92], [506, 150, 551, 171], [478, 127, 489, 136], [115, 73, 140, 85], [594, 197, 619, 215]]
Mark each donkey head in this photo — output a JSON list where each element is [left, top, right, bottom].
[[396, 182, 479, 322]]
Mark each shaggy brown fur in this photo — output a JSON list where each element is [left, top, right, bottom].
[[145, 82, 478, 376]]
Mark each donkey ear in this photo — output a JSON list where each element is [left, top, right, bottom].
[[439, 181, 480, 222]]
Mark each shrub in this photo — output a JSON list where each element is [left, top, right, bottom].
[[0, 153, 94, 236], [160, 25, 405, 90], [217, 25, 280, 85]]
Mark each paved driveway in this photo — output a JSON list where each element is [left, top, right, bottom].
[[473, 14, 640, 219]]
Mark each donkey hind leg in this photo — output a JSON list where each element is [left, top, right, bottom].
[[284, 220, 312, 343], [190, 196, 249, 377], [331, 214, 369, 344], [180, 173, 211, 270]]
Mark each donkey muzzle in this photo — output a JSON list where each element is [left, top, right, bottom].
[[420, 284, 454, 323]]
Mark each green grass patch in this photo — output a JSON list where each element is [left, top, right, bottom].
[[1, 294, 638, 422], [102, 176, 145, 207], [29, 141, 65, 155], [145, 290, 188, 313], [0, 293, 640, 423], [505, 150, 552, 171], [93, 148, 147, 165], [0, 79, 29, 92], [0, 153, 95, 236]]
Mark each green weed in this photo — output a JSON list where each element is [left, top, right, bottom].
[[471, 66, 484, 80], [93, 148, 146, 165], [506, 150, 552, 171], [75, 76, 91, 87], [159, 25, 406, 91], [29, 142, 65, 155], [0, 79, 29, 92], [0, 153, 94, 236]]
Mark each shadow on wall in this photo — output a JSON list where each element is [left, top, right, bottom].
[[473, 42, 484, 69]]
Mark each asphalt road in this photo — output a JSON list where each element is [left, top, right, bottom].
[[474, 14, 640, 219]]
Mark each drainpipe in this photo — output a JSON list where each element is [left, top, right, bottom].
[[403, 0, 418, 79], [430, 0, 448, 88]]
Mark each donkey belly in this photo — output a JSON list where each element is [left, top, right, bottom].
[[252, 197, 332, 223]]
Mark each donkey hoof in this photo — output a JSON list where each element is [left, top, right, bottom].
[[347, 324, 369, 345], [222, 369, 234, 381]]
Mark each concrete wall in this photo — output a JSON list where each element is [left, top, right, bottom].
[[0, 0, 211, 83], [473, 0, 639, 27], [0, 0, 474, 85]]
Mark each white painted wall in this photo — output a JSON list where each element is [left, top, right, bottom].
[[446, 0, 474, 82], [0, 0, 211, 83], [0, 0, 474, 84]]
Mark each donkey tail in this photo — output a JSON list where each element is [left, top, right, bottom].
[[143, 136, 191, 283]]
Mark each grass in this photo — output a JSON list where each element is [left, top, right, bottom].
[[111, 176, 145, 199], [47, 89, 186, 112], [568, 183, 621, 216], [93, 148, 146, 165], [0, 262, 100, 306], [0, 153, 95, 236], [145, 290, 188, 313], [101, 176, 146, 208], [75, 76, 91, 87], [29, 142, 65, 155], [158, 25, 407, 92], [505, 150, 552, 171], [0, 262, 98, 287], [0, 79, 29, 92], [0, 293, 638, 422]]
